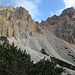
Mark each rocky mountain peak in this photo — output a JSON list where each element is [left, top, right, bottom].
[[40, 7, 75, 44], [0, 6, 32, 22], [17, 6, 28, 14], [60, 7, 75, 17], [0, 6, 41, 38], [15, 6, 32, 21]]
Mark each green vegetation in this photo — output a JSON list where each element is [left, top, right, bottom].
[[40, 48, 49, 56], [0, 36, 7, 41], [32, 58, 64, 75], [0, 36, 73, 75], [51, 57, 75, 70], [0, 42, 33, 75]]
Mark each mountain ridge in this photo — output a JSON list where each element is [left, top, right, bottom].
[[41, 7, 75, 44], [0, 6, 75, 74]]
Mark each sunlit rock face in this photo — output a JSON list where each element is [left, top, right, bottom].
[[0, 6, 40, 38]]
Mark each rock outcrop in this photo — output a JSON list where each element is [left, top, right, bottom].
[[40, 7, 75, 44], [0, 6, 40, 38]]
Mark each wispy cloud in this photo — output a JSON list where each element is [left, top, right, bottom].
[[50, 0, 75, 17], [50, 8, 64, 17], [49, 12, 54, 17], [62, 0, 75, 8], [12, 0, 42, 21]]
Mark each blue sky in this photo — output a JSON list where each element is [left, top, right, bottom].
[[0, 0, 75, 22]]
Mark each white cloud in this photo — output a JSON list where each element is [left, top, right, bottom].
[[12, 0, 41, 21], [57, 0, 75, 15], [55, 8, 64, 15], [50, 8, 64, 17], [50, 12, 54, 17], [62, 0, 75, 8], [50, 0, 75, 17]]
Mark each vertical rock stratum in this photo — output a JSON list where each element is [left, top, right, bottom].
[[0, 6, 40, 37]]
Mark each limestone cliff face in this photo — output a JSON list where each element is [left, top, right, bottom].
[[1, 6, 75, 44], [0, 6, 40, 38], [40, 7, 75, 44]]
